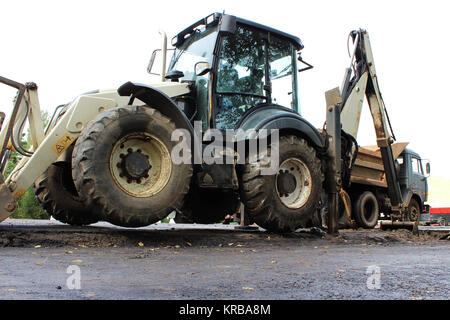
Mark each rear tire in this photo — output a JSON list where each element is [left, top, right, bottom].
[[239, 135, 323, 233], [353, 191, 379, 229], [34, 152, 98, 226], [72, 105, 193, 227]]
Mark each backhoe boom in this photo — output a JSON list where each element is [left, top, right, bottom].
[[340, 30, 406, 218]]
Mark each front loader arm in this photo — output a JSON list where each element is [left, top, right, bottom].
[[0, 77, 44, 221]]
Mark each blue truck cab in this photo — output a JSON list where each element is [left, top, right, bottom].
[[397, 148, 430, 213]]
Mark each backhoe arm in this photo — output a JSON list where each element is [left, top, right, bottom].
[[340, 30, 405, 216]]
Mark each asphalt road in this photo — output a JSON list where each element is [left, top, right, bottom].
[[0, 219, 449, 300]]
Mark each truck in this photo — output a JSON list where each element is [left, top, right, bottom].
[[339, 144, 430, 229], [420, 207, 449, 226], [0, 13, 428, 233]]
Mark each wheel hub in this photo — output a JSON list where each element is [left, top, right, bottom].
[[118, 148, 152, 183], [409, 206, 419, 221], [110, 132, 172, 198], [277, 170, 297, 196], [275, 157, 312, 209]]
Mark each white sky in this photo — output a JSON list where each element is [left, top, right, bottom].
[[0, 0, 449, 178]]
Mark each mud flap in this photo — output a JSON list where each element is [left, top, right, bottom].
[[0, 175, 16, 223]]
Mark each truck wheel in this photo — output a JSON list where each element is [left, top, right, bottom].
[[34, 158, 98, 226], [353, 191, 379, 229], [407, 198, 420, 222], [240, 135, 323, 233], [72, 105, 193, 227]]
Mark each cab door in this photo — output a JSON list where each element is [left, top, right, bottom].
[[410, 156, 427, 205], [214, 26, 268, 130], [213, 25, 299, 130]]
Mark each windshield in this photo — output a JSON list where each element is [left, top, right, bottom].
[[169, 27, 218, 82]]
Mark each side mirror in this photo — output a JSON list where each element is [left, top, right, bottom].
[[147, 49, 174, 76], [421, 159, 431, 177], [195, 62, 211, 76], [147, 49, 160, 74]]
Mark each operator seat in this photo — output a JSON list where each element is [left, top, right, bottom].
[[217, 65, 239, 92]]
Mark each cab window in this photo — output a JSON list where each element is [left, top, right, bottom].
[[214, 25, 298, 130], [215, 26, 267, 130], [411, 157, 423, 175], [270, 36, 294, 108], [216, 27, 266, 96]]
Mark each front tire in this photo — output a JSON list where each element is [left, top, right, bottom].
[[72, 105, 193, 227], [407, 198, 421, 222], [239, 135, 323, 233]]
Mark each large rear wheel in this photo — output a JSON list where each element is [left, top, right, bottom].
[[239, 135, 323, 233], [72, 105, 192, 227]]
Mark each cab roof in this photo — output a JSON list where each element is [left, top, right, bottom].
[[403, 148, 422, 159], [173, 12, 304, 50]]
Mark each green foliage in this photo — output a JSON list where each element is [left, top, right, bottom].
[[11, 188, 49, 220]]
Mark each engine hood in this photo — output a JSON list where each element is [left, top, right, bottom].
[[80, 81, 190, 104]]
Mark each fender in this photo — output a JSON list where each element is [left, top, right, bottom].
[[236, 104, 325, 152], [118, 81, 201, 165]]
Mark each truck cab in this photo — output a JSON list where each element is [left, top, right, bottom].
[[397, 148, 429, 211]]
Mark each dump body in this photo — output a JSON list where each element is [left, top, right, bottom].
[[351, 142, 408, 189]]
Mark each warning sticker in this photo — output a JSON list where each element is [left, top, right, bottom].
[[13, 188, 26, 200], [52, 133, 74, 155]]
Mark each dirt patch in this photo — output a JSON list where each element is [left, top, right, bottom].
[[337, 227, 449, 242], [0, 223, 447, 249], [0, 225, 323, 249]]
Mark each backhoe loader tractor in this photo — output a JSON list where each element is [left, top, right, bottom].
[[0, 13, 426, 233], [0, 13, 333, 232]]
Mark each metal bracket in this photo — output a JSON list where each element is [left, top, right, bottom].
[[0, 174, 16, 222], [324, 88, 343, 235]]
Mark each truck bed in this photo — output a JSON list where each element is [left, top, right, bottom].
[[350, 142, 408, 188]]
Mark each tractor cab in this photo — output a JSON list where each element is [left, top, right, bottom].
[[152, 13, 305, 131]]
